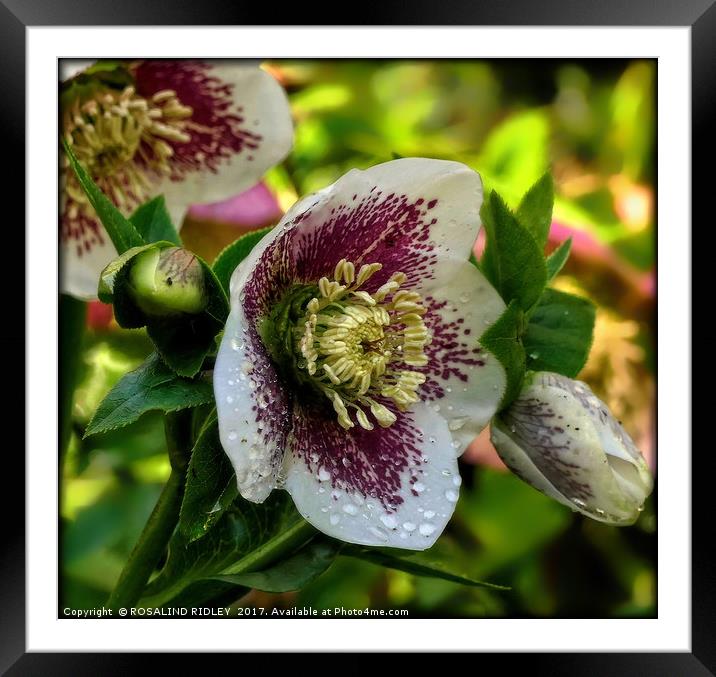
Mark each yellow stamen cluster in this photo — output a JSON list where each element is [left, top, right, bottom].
[[62, 85, 193, 214], [296, 259, 430, 430]]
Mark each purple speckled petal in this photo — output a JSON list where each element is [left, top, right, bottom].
[[418, 260, 507, 455], [268, 158, 484, 293], [60, 61, 293, 300], [283, 401, 462, 549]]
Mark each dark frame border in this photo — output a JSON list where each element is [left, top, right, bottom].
[[6, 1, 704, 672]]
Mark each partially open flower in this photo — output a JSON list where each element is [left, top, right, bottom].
[[491, 371, 653, 525], [60, 60, 293, 299], [214, 158, 507, 549]]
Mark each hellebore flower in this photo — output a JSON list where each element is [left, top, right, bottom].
[[60, 60, 293, 299], [491, 371, 653, 525], [214, 158, 507, 549]]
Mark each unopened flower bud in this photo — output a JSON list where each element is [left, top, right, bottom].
[[491, 371, 653, 525], [127, 247, 206, 316]]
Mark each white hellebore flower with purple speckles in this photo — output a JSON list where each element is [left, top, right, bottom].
[[214, 158, 507, 549], [60, 60, 293, 299], [491, 372, 653, 525]]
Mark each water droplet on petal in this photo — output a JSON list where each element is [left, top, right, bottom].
[[318, 467, 331, 482], [342, 503, 358, 515], [329, 513, 341, 526], [445, 489, 459, 503], [413, 481, 426, 493], [380, 514, 398, 529], [419, 523, 436, 536], [448, 416, 469, 431], [424, 510, 436, 519], [403, 522, 417, 532], [227, 430, 237, 441]]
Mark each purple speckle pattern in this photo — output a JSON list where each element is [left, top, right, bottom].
[[290, 399, 426, 510]]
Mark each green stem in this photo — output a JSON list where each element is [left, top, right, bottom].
[[138, 519, 316, 608], [59, 295, 86, 465], [106, 411, 192, 611]]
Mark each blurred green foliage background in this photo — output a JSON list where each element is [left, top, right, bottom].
[[61, 59, 656, 617]]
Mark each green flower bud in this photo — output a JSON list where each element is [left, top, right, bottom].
[[127, 246, 206, 316]]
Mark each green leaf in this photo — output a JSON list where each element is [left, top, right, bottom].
[[140, 495, 314, 607], [179, 413, 238, 542], [130, 196, 181, 246], [545, 237, 572, 281], [480, 192, 547, 311], [516, 172, 554, 248], [479, 300, 526, 409], [345, 547, 508, 590], [523, 288, 596, 378], [212, 537, 341, 593], [62, 139, 144, 254], [84, 353, 214, 437], [212, 227, 272, 294]]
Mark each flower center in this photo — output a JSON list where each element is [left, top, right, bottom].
[[62, 85, 193, 213], [292, 259, 430, 430]]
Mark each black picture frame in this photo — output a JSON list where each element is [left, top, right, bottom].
[[5, 0, 703, 671]]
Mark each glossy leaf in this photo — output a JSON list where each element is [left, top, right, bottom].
[[212, 226, 272, 294], [480, 191, 547, 311], [84, 353, 214, 437], [345, 546, 508, 590], [130, 196, 182, 246], [479, 300, 526, 410], [179, 413, 238, 542], [523, 288, 596, 377]]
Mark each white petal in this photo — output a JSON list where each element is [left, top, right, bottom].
[[268, 158, 484, 289], [153, 64, 293, 229], [283, 401, 461, 550], [214, 283, 291, 503], [419, 260, 507, 455]]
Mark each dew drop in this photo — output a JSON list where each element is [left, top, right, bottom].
[[459, 292, 470, 303], [342, 503, 358, 515], [227, 430, 238, 441], [448, 416, 469, 431], [318, 467, 331, 482], [424, 509, 436, 519], [403, 522, 417, 532], [226, 395, 234, 404], [329, 513, 341, 526], [413, 481, 426, 493], [368, 526, 389, 542], [452, 475, 462, 487], [230, 337, 243, 351], [419, 523, 436, 536], [380, 514, 398, 529], [445, 489, 459, 503]]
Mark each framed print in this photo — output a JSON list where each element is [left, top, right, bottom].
[[4, 0, 705, 671]]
